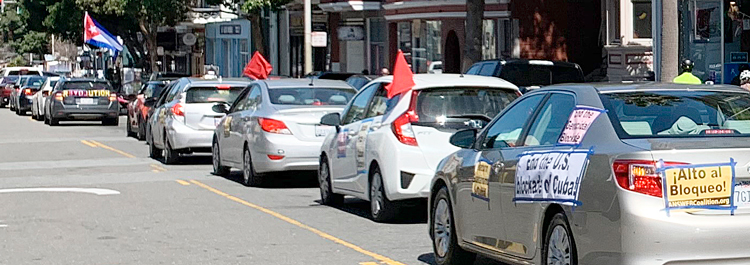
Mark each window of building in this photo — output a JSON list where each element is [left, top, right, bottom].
[[482, 20, 497, 60], [632, 0, 652, 38]]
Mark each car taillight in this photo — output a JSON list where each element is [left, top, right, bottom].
[[216, 84, 231, 90], [258, 117, 291, 134], [391, 91, 420, 146], [54, 92, 63, 101], [612, 160, 688, 198], [24, 89, 33, 96], [109, 93, 117, 102], [171, 103, 184, 116]]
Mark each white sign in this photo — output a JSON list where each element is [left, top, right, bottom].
[[182, 33, 197, 46], [337, 26, 365, 41], [311, 32, 327, 47], [558, 106, 605, 145], [514, 150, 590, 206]]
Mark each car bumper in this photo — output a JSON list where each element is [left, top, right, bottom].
[[166, 120, 214, 151], [17, 96, 33, 110], [251, 132, 323, 173], [380, 135, 433, 201], [49, 102, 119, 120], [617, 192, 750, 265]]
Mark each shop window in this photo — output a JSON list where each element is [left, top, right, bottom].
[[397, 21, 412, 66], [632, 0, 652, 38], [483, 20, 497, 60], [206, 39, 214, 65]]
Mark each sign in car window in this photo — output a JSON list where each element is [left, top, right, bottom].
[[557, 106, 605, 145]]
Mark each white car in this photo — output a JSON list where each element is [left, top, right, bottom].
[[0, 67, 42, 77], [31, 77, 60, 120], [317, 74, 519, 221]]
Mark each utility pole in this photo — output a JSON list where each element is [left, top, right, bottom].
[[303, 0, 312, 75], [658, 0, 678, 81]]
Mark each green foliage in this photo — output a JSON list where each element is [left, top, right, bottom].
[[8, 55, 28, 66], [240, 0, 291, 14], [0, 7, 27, 41], [44, 0, 84, 44], [15, 31, 48, 55]]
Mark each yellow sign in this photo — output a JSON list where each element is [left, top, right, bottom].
[[664, 165, 733, 208], [472, 161, 490, 199]]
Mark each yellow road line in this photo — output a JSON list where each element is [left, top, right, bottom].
[[189, 180, 406, 265], [359, 262, 379, 265], [28, 117, 33, 121], [89, 140, 136, 158], [152, 169, 159, 173], [150, 164, 167, 172], [80, 140, 97, 148], [175, 180, 190, 186]]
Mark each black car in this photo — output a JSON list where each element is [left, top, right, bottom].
[[344, 74, 376, 90], [148, 72, 191, 82], [44, 78, 120, 126], [13, 76, 45, 115], [465, 59, 585, 93]]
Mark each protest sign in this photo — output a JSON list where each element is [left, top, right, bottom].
[[660, 160, 736, 213], [514, 149, 591, 206], [558, 106, 605, 145]]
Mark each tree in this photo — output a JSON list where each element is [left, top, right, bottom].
[[0, 7, 26, 42], [463, 0, 484, 72], [14, 31, 48, 56], [209, 0, 292, 55], [8, 55, 28, 66]]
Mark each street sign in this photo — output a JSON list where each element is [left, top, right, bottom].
[[311, 32, 327, 47]]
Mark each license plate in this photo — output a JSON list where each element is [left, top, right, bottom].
[[315, 125, 331, 137], [735, 182, 750, 207], [78, 98, 95, 105]]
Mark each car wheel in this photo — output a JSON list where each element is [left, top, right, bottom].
[[369, 167, 398, 222], [163, 136, 179, 165], [242, 147, 262, 187], [432, 186, 476, 265], [318, 156, 343, 205], [137, 118, 146, 141], [212, 140, 230, 177], [543, 213, 577, 265], [49, 117, 59, 126], [149, 134, 163, 159], [126, 115, 136, 137]]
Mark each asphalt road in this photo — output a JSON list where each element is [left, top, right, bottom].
[[0, 109, 505, 265]]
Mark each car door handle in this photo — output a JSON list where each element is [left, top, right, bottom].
[[492, 161, 505, 174]]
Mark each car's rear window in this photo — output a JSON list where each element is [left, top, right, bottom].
[[269, 87, 355, 105], [601, 90, 750, 138], [414, 87, 519, 130], [498, 65, 584, 87], [25, 77, 44, 88], [185, 86, 244, 104], [62, 81, 112, 91], [8, 70, 40, 76]]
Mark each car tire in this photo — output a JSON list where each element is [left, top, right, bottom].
[[432, 186, 476, 265], [103, 117, 118, 126], [43, 113, 49, 125], [242, 147, 262, 187], [15, 107, 22, 115], [163, 136, 179, 165], [137, 118, 146, 141], [318, 156, 343, 205], [49, 117, 59, 126], [543, 212, 577, 265], [369, 167, 398, 222], [126, 115, 136, 137], [149, 134, 163, 159], [212, 140, 230, 177]]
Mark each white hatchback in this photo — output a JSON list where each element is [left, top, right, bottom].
[[318, 74, 519, 221]]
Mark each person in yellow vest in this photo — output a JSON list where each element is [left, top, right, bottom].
[[673, 59, 702, 84]]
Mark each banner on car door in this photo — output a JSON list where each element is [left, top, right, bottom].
[[514, 149, 591, 206]]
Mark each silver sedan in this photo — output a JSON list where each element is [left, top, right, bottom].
[[430, 83, 750, 265], [212, 79, 356, 186]]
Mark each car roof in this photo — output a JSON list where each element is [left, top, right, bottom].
[[182, 77, 252, 86], [260, 78, 355, 90], [473, 59, 581, 69], [371, 74, 519, 91], [61, 78, 109, 83], [549, 82, 748, 94]]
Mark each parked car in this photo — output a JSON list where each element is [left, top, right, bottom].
[[345, 75, 376, 90], [8, 76, 32, 113], [127, 81, 168, 140], [31, 76, 60, 120], [317, 74, 520, 221], [44, 79, 119, 126], [465, 59, 584, 93], [429, 82, 750, 265], [13, 76, 45, 115], [147, 78, 251, 164], [306, 72, 359, 81], [0, 76, 19, 108], [212, 79, 357, 186], [428, 61, 443, 74]]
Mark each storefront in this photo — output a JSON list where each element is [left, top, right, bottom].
[[205, 19, 253, 77], [320, 0, 385, 74]]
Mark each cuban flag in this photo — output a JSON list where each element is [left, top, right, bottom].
[[84, 12, 123, 54]]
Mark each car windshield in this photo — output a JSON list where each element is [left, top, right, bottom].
[[143, 83, 166, 98], [414, 87, 519, 130], [61, 81, 113, 91], [498, 64, 583, 87], [185, 86, 244, 104], [269, 87, 355, 105], [601, 90, 750, 138], [1, 76, 18, 85], [25, 77, 44, 88]]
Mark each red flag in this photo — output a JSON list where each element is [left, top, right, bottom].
[[385, 50, 415, 99], [243, 51, 273, 80]]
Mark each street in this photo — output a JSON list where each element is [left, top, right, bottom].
[[0, 110, 502, 265]]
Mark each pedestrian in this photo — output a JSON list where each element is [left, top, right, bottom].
[[673, 59, 702, 85], [380, 67, 390, 76], [740, 70, 750, 91]]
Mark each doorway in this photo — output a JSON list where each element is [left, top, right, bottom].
[[444, 30, 461, 73]]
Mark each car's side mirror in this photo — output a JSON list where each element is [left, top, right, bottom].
[[212, 102, 230, 114], [320, 113, 341, 127], [449, 129, 477, 149], [144, 98, 158, 107]]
